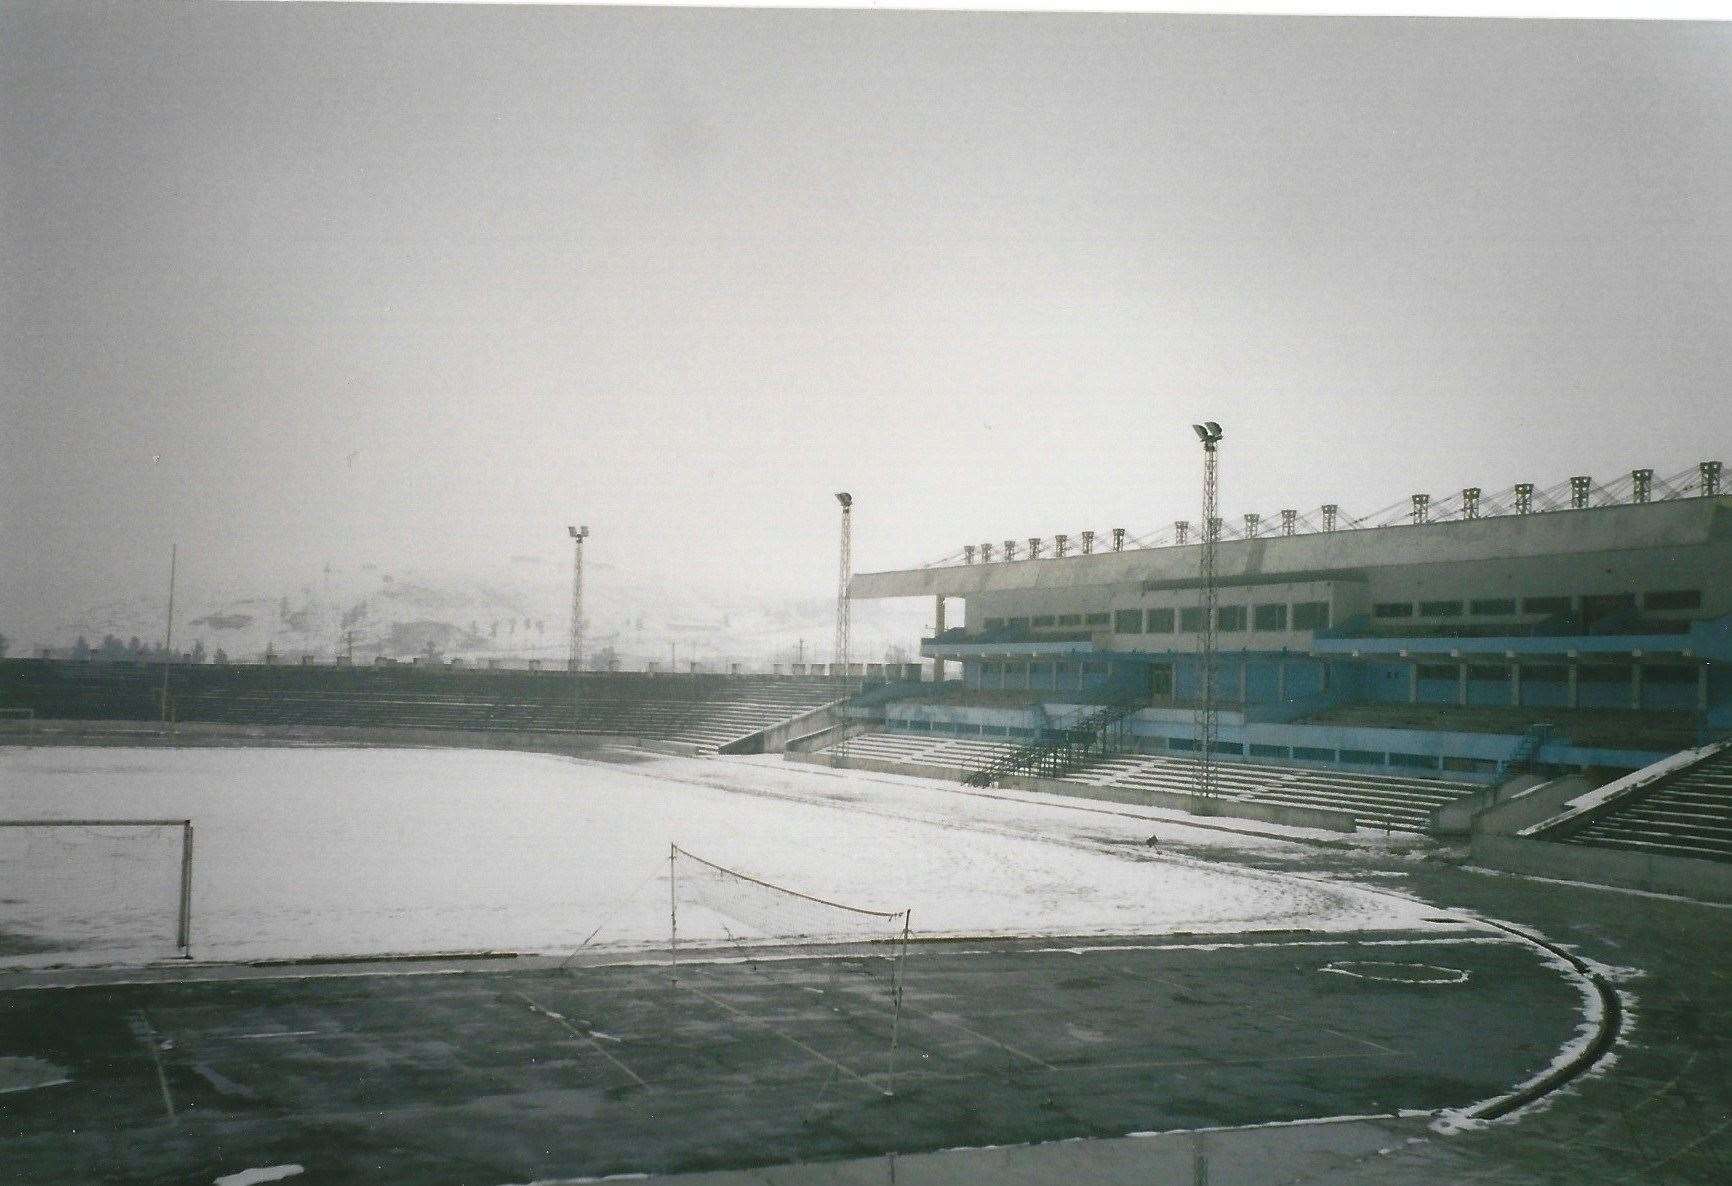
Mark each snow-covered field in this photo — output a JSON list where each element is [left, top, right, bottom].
[[0, 746, 1446, 966]]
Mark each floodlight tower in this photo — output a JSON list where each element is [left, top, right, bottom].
[[834, 493, 853, 676], [567, 525, 590, 672], [1192, 421, 1224, 815]]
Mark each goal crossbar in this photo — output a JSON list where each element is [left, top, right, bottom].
[[0, 818, 194, 956]]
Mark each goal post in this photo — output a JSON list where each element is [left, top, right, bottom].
[[0, 818, 193, 959], [667, 843, 914, 1094]]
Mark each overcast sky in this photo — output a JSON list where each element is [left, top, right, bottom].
[[4, 3, 1730, 647]]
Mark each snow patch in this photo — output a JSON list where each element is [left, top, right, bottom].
[[213, 1168, 303, 1186]]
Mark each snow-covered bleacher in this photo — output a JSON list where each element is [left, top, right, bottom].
[[823, 729, 1477, 832], [0, 660, 849, 753], [1559, 746, 1732, 863]]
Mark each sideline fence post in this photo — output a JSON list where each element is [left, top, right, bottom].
[[886, 908, 912, 1096], [669, 843, 678, 981], [176, 821, 194, 957]]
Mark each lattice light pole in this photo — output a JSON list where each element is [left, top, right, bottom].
[[1192, 421, 1223, 816], [835, 493, 852, 676], [567, 525, 589, 673]]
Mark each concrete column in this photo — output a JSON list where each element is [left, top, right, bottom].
[[1701, 663, 1711, 711], [1458, 664, 1469, 707], [1631, 664, 1643, 710], [1510, 663, 1521, 707], [1568, 664, 1579, 708], [1025, 658, 1033, 690], [1277, 661, 1288, 702], [1408, 664, 1419, 704], [1237, 661, 1248, 704], [932, 596, 946, 683]]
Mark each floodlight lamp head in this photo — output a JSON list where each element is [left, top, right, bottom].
[[567, 525, 589, 540], [1191, 422, 1223, 446], [835, 492, 853, 510]]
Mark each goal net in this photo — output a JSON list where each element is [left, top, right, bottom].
[[668, 844, 913, 1094], [0, 819, 192, 965]]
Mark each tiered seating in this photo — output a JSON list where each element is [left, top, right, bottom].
[[832, 731, 1019, 769], [1561, 748, 1732, 863], [1300, 703, 1700, 752], [818, 730, 1478, 831], [0, 660, 851, 753]]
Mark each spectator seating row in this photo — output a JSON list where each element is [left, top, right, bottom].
[[1560, 747, 1732, 864], [824, 729, 1478, 832], [0, 660, 851, 753], [1299, 703, 1700, 753]]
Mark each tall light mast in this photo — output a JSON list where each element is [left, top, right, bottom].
[[567, 525, 589, 673], [834, 493, 853, 677], [1192, 422, 1223, 813]]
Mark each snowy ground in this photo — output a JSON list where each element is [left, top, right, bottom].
[[0, 746, 1453, 967]]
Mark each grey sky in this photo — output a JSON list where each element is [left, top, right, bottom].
[[4, 4, 1730, 648]]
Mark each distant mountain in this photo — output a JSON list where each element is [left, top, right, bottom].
[[38, 560, 931, 672]]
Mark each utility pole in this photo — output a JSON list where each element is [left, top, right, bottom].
[[1191, 422, 1223, 817], [835, 492, 853, 678], [566, 525, 590, 672], [159, 543, 177, 724]]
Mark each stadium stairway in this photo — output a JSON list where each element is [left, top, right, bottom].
[[1557, 745, 1732, 864], [822, 730, 1476, 832]]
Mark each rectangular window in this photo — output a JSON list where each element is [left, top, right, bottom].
[[1005, 617, 1030, 632], [1057, 614, 1082, 626], [1340, 749, 1382, 765], [1390, 753, 1440, 770], [1114, 609, 1142, 634], [1085, 612, 1110, 626], [984, 618, 1005, 631], [1253, 603, 1288, 631], [1373, 602, 1414, 618], [1644, 590, 1702, 612], [1523, 596, 1572, 616], [1180, 607, 1206, 632], [1419, 600, 1463, 617], [1249, 743, 1290, 759], [1145, 608, 1175, 634], [1032, 615, 1056, 627], [1524, 665, 1566, 683], [1217, 606, 1247, 632], [1417, 664, 1456, 681], [1470, 598, 1516, 616], [1292, 745, 1334, 762], [1292, 601, 1330, 630], [1645, 664, 1697, 684], [1468, 664, 1507, 681]]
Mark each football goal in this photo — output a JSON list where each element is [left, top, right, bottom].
[[0, 819, 193, 961], [667, 843, 913, 1095]]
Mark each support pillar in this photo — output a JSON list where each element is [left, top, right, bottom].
[[1237, 661, 1247, 705], [1510, 663, 1521, 707], [1700, 663, 1711, 712], [1277, 661, 1288, 702], [1568, 664, 1579, 708], [933, 596, 946, 683], [1408, 664, 1419, 704], [1631, 663, 1643, 710], [1457, 664, 1469, 707]]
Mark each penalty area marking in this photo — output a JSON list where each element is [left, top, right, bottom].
[[1320, 961, 1471, 985]]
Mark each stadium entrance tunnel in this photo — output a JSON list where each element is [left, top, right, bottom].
[[0, 931, 1594, 1185]]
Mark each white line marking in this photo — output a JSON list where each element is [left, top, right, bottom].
[[901, 1007, 1056, 1071], [129, 1010, 177, 1123], [512, 991, 648, 1088], [681, 978, 887, 1096]]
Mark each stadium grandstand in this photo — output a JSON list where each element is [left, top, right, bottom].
[[0, 662, 861, 754], [811, 461, 1732, 890]]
